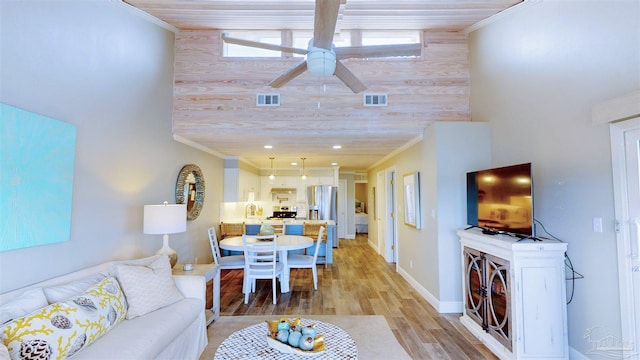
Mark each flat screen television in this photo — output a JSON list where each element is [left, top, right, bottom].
[[466, 163, 534, 238]]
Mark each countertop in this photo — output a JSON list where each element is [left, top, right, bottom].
[[222, 219, 335, 226]]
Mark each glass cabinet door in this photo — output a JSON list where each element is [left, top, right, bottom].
[[463, 247, 485, 328], [486, 254, 511, 351]]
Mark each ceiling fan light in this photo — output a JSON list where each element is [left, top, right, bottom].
[[306, 48, 336, 77]]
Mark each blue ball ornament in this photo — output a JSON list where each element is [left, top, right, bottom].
[[301, 326, 317, 338], [287, 331, 302, 348], [299, 334, 315, 351], [276, 329, 289, 343], [277, 320, 290, 332]]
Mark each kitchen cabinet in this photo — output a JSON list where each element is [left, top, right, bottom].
[[238, 168, 260, 201], [458, 229, 568, 359], [270, 176, 299, 189], [261, 176, 305, 203], [224, 167, 260, 202], [310, 176, 335, 186]]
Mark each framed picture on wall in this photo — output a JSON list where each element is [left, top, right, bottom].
[[403, 171, 421, 229]]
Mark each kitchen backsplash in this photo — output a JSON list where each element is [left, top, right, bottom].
[[220, 200, 308, 221]]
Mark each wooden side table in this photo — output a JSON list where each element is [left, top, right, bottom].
[[173, 263, 221, 326]]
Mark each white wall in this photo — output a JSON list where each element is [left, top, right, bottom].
[[0, 1, 224, 292], [433, 122, 491, 304], [368, 122, 490, 311], [469, 1, 640, 356]]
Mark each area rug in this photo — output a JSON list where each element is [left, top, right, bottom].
[[200, 315, 411, 360]]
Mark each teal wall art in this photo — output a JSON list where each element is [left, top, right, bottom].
[[0, 103, 77, 252]]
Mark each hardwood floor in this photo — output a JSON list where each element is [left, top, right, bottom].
[[217, 233, 497, 359]]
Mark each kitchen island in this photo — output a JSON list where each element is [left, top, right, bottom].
[[221, 219, 336, 264]]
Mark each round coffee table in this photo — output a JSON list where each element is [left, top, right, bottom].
[[214, 318, 358, 359]]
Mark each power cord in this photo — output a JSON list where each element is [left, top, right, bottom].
[[534, 219, 584, 304], [564, 252, 584, 304], [533, 219, 563, 242]]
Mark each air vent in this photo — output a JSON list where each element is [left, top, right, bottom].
[[256, 93, 280, 106], [364, 93, 388, 106]]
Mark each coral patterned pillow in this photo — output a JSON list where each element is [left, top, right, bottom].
[[0, 276, 126, 360]]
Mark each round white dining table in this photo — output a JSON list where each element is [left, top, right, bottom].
[[219, 235, 313, 293]]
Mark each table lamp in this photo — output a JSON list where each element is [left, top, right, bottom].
[[143, 201, 187, 267]]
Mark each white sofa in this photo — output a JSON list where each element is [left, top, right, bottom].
[[0, 257, 207, 360]]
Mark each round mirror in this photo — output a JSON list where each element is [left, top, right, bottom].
[[175, 164, 205, 221]]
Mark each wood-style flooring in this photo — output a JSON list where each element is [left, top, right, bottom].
[[217, 233, 497, 359]]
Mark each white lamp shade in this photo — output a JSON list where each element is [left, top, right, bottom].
[[143, 203, 187, 235], [306, 48, 336, 77]]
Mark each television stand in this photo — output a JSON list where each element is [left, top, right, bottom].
[[458, 229, 568, 359]]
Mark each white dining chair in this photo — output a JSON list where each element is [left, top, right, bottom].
[[287, 226, 325, 290], [303, 222, 328, 267], [242, 234, 283, 304], [208, 227, 245, 270], [272, 222, 286, 235]]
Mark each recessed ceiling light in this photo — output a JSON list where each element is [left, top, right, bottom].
[[332, 145, 342, 149], [291, 162, 298, 166], [331, 162, 338, 166], [264, 145, 273, 149]]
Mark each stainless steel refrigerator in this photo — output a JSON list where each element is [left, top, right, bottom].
[[307, 185, 338, 247]]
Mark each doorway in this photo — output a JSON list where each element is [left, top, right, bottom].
[[384, 168, 398, 267], [338, 179, 347, 240], [611, 116, 640, 360]]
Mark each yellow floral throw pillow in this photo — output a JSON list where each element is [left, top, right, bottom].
[[1, 276, 126, 360]]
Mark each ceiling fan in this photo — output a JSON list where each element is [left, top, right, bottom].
[[221, 0, 422, 93]]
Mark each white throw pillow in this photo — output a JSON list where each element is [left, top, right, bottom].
[[109, 254, 162, 279], [115, 255, 184, 319], [42, 273, 106, 304], [0, 288, 48, 326]]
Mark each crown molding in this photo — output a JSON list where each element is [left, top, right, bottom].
[[108, 0, 179, 33], [173, 134, 225, 158], [466, 0, 542, 34], [369, 134, 423, 170], [592, 90, 640, 125]]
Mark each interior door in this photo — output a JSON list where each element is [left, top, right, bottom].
[[611, 117, 640, 360], [623, 125, 640, 359], [383, 168, 396, 263], [338, 180, 347, 240], [376, 171, 386, 255]]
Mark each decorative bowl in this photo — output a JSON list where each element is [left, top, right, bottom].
[[265, 318, 326, 355]]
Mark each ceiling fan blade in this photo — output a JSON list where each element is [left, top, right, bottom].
[[222, 33, 307, 55], [313, 0, 341, 49], [269, 61, 308, 88], [334, 61, 366, 94], [335, 43, 422, 59]]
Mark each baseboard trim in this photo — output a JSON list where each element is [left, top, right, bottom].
[[367, 239, 377, 250], [397, 266, 463, 314]]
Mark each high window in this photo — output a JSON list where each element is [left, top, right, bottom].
[[223, 31, 282, 57], [222, 30, 420, 58], [360, 31, 420, 46]]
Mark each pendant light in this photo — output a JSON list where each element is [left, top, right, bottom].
[[268, 157, 275, 180], [300, 157, 307, 180]]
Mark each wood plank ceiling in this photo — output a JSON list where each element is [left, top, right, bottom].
[[124, 0, 522, 171]]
